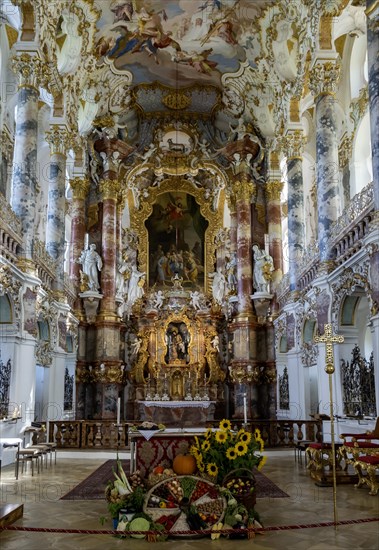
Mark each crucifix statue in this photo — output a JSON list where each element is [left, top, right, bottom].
[[313, 322, 344, 527]]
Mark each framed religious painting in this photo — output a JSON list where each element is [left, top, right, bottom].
[[145, 191, 208, 289]]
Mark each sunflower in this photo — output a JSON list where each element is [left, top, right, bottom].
[[190, 445, 200, 457], [219, 419, 231, 431], [204, 428, 213, 439], [197, 459, 205, 472], [254, 428, 261, 440], [239, 431, 252, 445], [226, 447, 237, 460], [257, 455, 267, 471], [207, 463, 218, 477], [237, 428, 246, 439], [256, 435, 264, 453], [235, 441, 248, 456], [215, 430, 228, 444], [202, 440, 211, 452]]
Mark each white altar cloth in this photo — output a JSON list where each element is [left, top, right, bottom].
[[140, 400, 215, 409]]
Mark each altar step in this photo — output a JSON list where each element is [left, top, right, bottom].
[[0, 503, 23, 527]]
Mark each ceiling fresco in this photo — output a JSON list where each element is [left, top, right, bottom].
[[95, 0, 265, 87]]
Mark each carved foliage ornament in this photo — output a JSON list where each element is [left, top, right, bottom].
[[309, 59, 341, 97]]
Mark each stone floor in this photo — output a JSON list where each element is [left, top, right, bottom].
[[0, 449, 378, 549]]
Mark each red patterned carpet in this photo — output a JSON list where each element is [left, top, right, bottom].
[[61, 460, 289, 500]]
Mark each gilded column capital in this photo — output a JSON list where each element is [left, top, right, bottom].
[[45, 125, 72, 156], [100, 178, 120, 200], [280, 131, 307, 160], [233, 176, 256, 201], [11, 53, 42, 90], [70, 177, 90, 200], [265, 180, 283, 202], [309, 58, 341, 98]]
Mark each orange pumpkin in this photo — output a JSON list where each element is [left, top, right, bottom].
[[172, 454, 197, 475]]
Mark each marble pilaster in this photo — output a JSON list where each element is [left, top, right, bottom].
[[265, 179, 284, 276], [99, 178, 119, 316], [310, 58, 341, 264], [10, 54, 41, 260], [282, 131, 306, 290], [233, 174, 255, 315], [45, 125, 71, 292], [69, 177, 90, 311]]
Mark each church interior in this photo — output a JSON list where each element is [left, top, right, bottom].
[[0, 0, 378, 547]]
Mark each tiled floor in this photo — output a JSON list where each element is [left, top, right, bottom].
[[0, 449, 378, 549]]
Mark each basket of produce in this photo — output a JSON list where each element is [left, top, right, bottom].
[[222, 468, 256, 511], [143, 475, 227, 538]]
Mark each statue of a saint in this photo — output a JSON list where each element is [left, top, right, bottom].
[[252, 245, 274, 293], [209, 267, 226, 305], [78, 244, 103, 291]]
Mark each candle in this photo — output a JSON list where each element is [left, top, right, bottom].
[[116, 397, 121, 425], [243, 393, 247, 425]]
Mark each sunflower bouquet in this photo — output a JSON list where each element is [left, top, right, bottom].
[[189, 420, 266, 486]]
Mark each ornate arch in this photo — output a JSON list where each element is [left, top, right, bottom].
[[331, 263, 371, 331]]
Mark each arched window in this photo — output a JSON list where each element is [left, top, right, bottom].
[[0, 295, 12, 323]]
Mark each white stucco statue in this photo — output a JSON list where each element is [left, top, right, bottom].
[[152, 290, 164, 309], [127, 265, 146, 306], [209, 267, 226, 305], [78, 244, 103, 291], [252, 245, 274, 293]]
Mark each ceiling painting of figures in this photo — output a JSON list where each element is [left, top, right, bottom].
[[95, 0, 254, 87]]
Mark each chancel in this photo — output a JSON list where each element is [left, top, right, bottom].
[[0, 0, 378, 547]]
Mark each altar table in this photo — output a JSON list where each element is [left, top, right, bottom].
[[130, 428, 208, 475], [137, 400, 215, 426]]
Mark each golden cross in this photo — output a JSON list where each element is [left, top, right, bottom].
[[314, 323, 344, 374]]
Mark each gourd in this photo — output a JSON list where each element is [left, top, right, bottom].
[[172, 454, 196, 475]]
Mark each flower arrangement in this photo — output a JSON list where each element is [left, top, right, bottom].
[[189, 420, 266, 485]]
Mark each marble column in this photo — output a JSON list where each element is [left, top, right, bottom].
[[366, 1, 379, 210], [99, 178, 119, 316], [233, 173, 255, 315], [45, 125, 71, 293], [265, 179, 284, 276], [10, 54, 41, 262], [282, 131, 306, 290], [310, 58, 341, 265], [69, 177, 90, 313]]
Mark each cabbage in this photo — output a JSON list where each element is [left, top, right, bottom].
[[128, 517, 150, 539]]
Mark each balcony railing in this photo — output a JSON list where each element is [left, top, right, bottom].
[[46, 419, 322, 449], [0, 194, 22, 263]]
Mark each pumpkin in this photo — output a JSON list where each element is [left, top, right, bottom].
[[172, 454, 197, 475]]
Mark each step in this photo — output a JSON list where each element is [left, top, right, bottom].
[[0, 503, 23, 527]]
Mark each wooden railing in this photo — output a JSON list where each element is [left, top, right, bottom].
[[48, 421, 129, 449], [47, 419, 322, 450]]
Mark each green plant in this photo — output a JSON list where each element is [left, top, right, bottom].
[[189, 420, 267, 485]]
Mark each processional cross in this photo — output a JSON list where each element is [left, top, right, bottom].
[[313, 323, 344, 528], [314, 323, 344, 374]]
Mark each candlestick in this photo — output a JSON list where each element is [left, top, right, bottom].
[[243, 393, 247, 425], [116, 397, 121, 425]]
